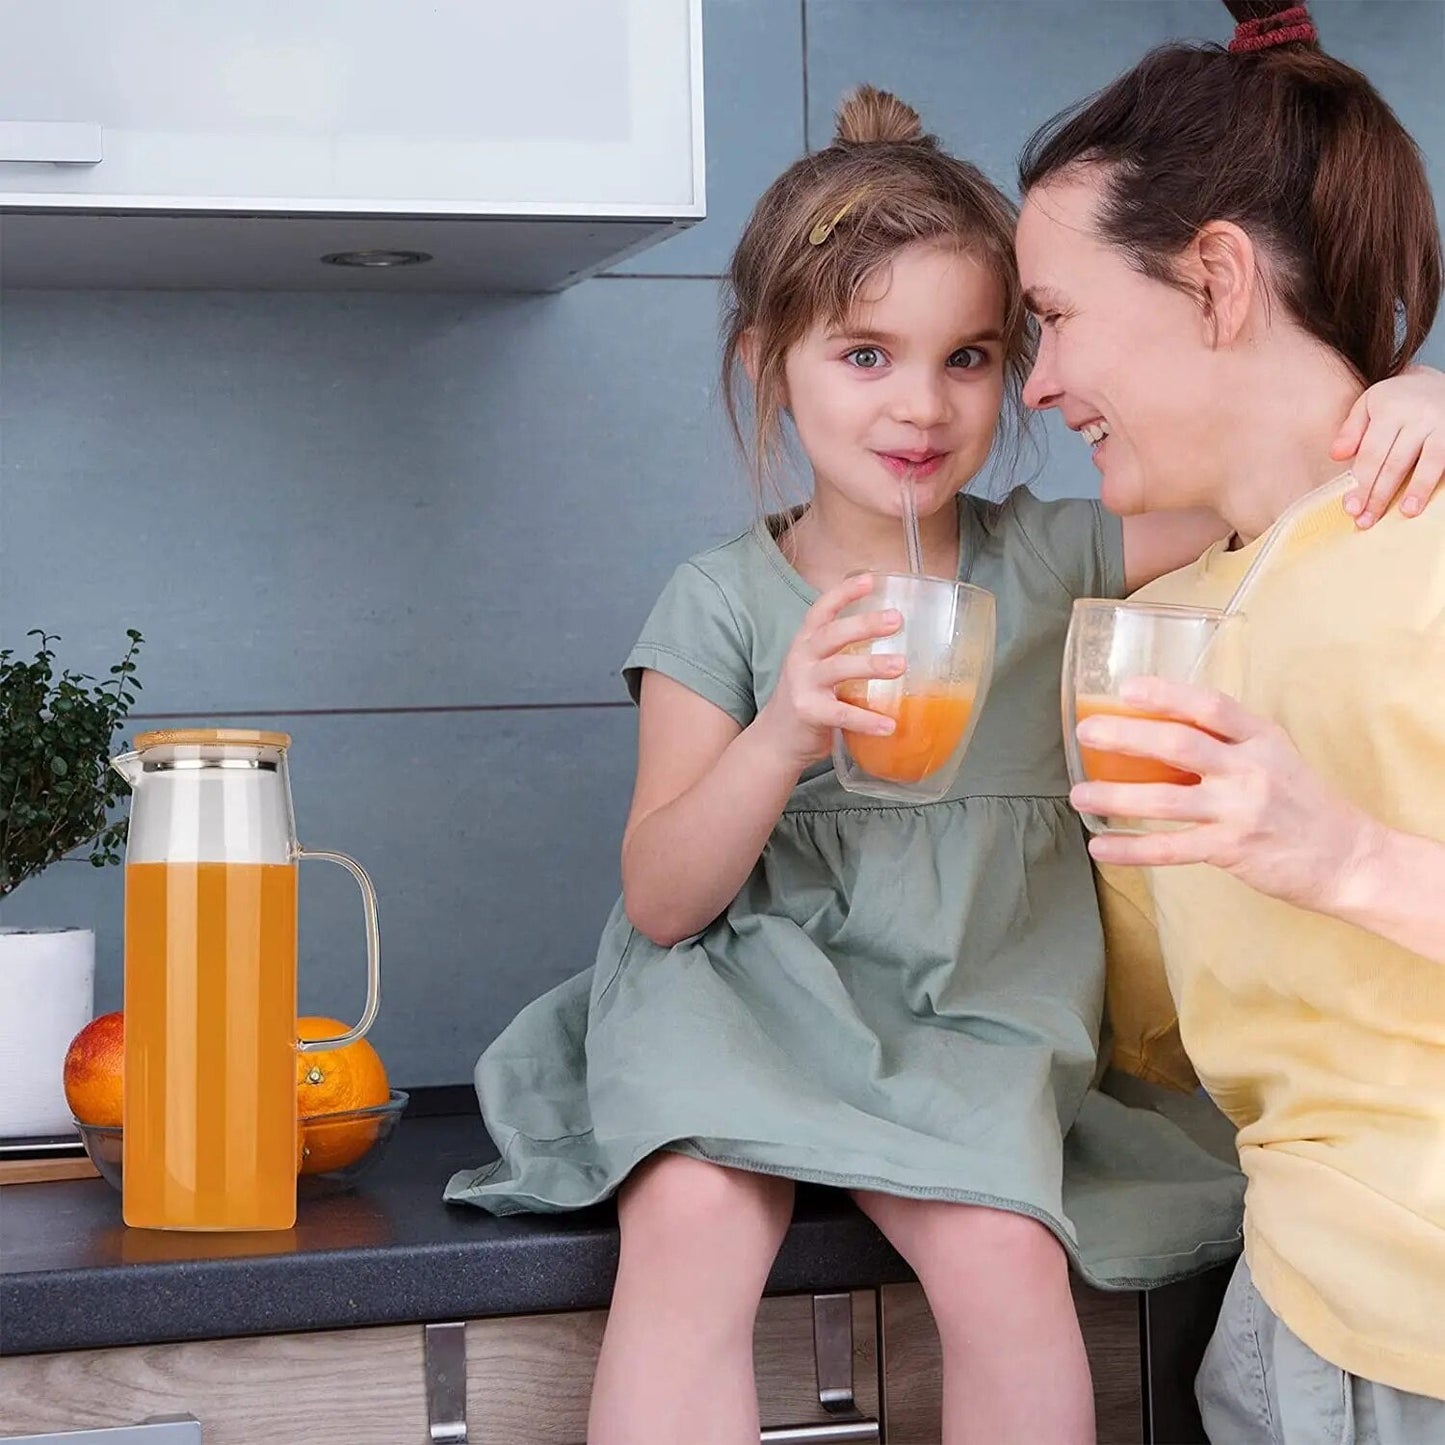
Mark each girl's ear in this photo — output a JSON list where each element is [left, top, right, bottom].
[[742, 329, 790, 406]]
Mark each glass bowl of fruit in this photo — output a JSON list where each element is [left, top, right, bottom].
[[66, 1011, 403, 1201], [75, 1090, 409, 1199], [298, 1088, 409, 1192]]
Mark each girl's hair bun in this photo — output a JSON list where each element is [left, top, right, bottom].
[[834, 85, 936, 149]]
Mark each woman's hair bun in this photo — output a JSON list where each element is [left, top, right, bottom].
[[1223, 1, 1303, 22]]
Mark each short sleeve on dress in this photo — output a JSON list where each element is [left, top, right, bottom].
[[623, 560, 757, 727]]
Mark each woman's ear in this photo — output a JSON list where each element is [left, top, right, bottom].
[[1188, 221, 1259, 348]]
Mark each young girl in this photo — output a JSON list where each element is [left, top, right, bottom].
[[448, 87, 1445, 1445]]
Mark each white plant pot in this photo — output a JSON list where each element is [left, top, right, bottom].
[[0, 927, 96, 1138]]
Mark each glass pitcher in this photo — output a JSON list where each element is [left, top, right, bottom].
[[110, 729, 380, 1231]]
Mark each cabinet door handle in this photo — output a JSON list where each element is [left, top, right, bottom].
[[424, 1321, 469, 1444], [0, 121, 102, 164]]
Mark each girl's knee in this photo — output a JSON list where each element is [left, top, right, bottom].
[[915, 1207, 1070, 1311], [619, 1152, 793, 1247], [961, 1207, 1065, 1268]]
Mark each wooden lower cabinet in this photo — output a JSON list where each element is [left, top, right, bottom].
[[0, 1292, 878, 1444], [0, 1281, 1148, 1443], [879, 1280, 1143, 1445]]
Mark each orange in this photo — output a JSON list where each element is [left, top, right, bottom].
[[295, 1016, 390, 1175], [63, 1011, 125, 1126]]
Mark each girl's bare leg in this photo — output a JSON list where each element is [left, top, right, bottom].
[[589, 1153, 795, 1445], [855, 1191, 1093, 1445]]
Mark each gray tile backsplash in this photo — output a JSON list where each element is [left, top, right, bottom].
[[0, 283, 750, 714]]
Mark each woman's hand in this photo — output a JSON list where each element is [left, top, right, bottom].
[[753, 573, 905, 773], [1074, 677, 1383, 913], [1333, 364, 1445, 527]]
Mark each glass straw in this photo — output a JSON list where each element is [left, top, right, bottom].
[[902, 468, 924, 575]]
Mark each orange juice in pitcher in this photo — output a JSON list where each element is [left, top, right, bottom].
[[123, 861, 299, 1228], [111, 731, 379, 1231]]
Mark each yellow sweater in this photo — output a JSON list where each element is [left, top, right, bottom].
[[1101, 500, 1445, 1398]]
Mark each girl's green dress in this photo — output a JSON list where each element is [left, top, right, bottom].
[[446, 490, 1243, 1289]]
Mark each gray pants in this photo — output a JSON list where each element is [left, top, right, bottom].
[[1196, 1256, 1445, 1444]]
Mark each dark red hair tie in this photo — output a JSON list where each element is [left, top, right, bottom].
[[1228, 5, 1318, 53]]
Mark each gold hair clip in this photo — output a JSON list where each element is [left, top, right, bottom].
[[808, 192, 863, 246]]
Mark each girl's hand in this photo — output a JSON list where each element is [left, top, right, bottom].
[[754, 573, 904, 772], [1074, 677, 1381, 914], [1332, 364, 1445, 527]]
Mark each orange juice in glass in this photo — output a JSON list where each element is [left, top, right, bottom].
[[1062, 600, 1243, 834], [833, 573, 996, 804], [1072, 696, 1205, 787]]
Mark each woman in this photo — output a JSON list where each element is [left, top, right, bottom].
[[1016, 1, 1445, 1439]]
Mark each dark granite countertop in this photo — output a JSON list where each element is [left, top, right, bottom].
[[0, 1114, 910, 1357]]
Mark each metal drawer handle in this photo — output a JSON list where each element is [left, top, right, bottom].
[[760, 1424, 880, 1443], [812, 1292, 857, 1414], [425, 1321, 469, 1444]]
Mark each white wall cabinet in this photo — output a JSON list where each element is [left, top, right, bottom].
[[0, 0, 704, 291]]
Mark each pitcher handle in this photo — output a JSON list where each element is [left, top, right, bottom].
[[295, 847, 381, 1053]]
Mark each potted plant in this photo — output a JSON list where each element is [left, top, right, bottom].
[[0, 629, 142, 1138]]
